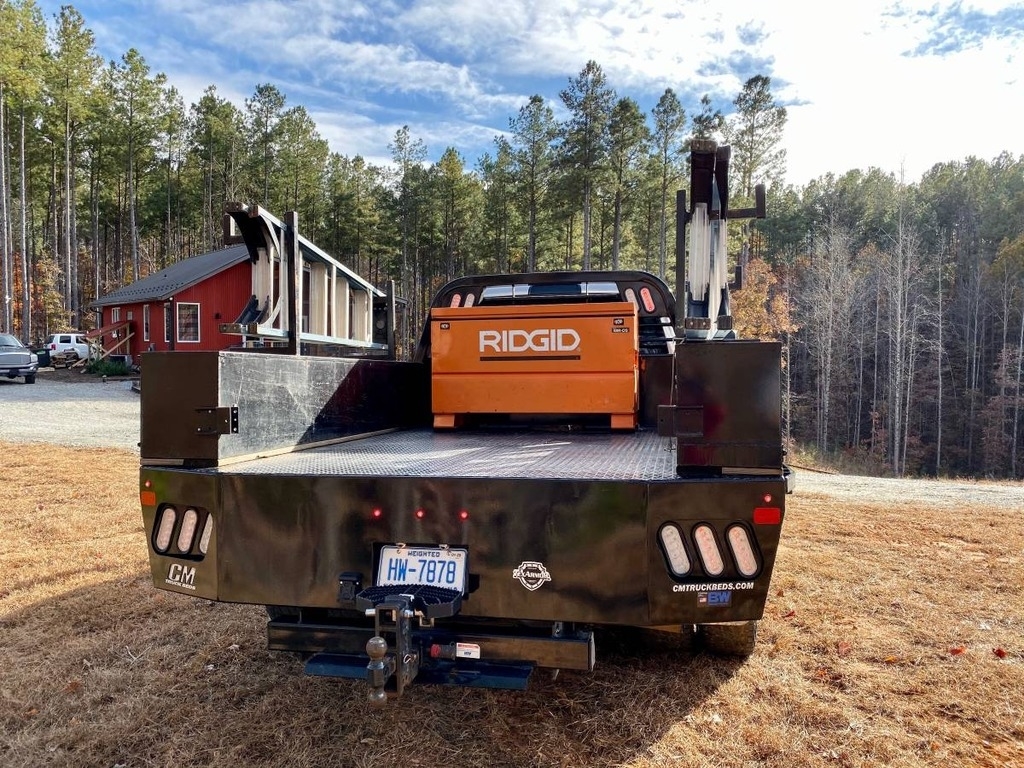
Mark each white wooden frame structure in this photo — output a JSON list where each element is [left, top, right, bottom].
[[221, 203, 389, 354]]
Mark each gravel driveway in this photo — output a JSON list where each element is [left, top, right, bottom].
[[794, 468, 1023, 511], [0, 371, 140, 452]]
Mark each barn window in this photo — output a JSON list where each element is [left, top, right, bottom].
[[143, 305, 150, 341], [164, 304, 172, 343], [177, 303, 200, 343]]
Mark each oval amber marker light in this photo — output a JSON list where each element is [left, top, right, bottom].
[[727, 525, 760, 577], [693, 524, 725, 576], [658, 524, 691, 576], [154, 507, 177, 552]]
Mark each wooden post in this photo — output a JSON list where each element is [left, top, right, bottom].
[[285, 211, 301, 356]]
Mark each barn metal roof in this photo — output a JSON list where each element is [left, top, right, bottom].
[[90, 244, 251, 307]]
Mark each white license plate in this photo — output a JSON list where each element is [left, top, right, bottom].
[[377, 545, 467, 589]]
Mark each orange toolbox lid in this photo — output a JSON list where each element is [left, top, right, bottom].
[[431, 301, 638, 375]]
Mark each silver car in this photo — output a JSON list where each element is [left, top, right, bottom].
[[0, 333, 38, 384]]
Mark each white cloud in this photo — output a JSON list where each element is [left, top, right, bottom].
[[40, 0, 1024, 186]]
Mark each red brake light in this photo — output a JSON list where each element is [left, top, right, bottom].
[[639, 287, 656, 313], [371, 508, 382, 519], [753, 507, 781, 525], [415, 509, 425, 520], [459, 510, 469, 521]]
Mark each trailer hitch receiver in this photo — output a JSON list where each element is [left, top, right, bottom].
[[365, 594, 420, 706]]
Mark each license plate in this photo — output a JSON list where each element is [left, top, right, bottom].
[[377, 545, 468, 590]]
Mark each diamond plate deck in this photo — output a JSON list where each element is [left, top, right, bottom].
[[226, 429, 680, 481]]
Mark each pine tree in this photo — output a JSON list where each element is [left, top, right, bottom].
[[0, 0, 46, 337], [651, 88, 685, 279], [726, 75, 787, 198], [607, 97, 649, 269], [244, 83, 285, 207], [45, 5, 101, 327], [559, 61, 614, 270], [187, 85, 244, 250], [105, 48, 167, 281], [691, 94, 724, 141], [509, 95, 557, 272]]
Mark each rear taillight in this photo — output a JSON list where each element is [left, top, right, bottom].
[[177, 508, 199, 553], [198, 515, 213, 554], [693, 524, 725, 576], [753, 507, 782, 525], [152, 504, 211, 559], [657, 523, 692, 577], [154, 507, 177, 552], [727, 525, 760, 577]]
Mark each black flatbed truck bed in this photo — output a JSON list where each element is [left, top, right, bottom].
[[139, 346, 785, 698]]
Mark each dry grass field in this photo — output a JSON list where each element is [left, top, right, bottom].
[[1, 441, 1022, 768]]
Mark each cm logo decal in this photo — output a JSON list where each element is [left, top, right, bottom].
[[165, 563, 197, 590]]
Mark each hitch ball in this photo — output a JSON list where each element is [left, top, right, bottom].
[[366, 635, 388, 660], [368, 687, 388, 707]]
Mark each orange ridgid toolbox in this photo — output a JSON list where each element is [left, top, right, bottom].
[[430, 301, 638, 429]]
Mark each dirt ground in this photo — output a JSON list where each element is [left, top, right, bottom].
[[31, 364, 139, 385], [1, 442, 1022, 768]]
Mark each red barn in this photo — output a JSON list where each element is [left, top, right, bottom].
[[89, 244, 251, 363]]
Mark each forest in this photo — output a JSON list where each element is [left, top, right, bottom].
[[1, 1, 1022, 479]]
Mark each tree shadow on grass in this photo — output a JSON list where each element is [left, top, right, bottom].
[[1, 574, 745, 768]]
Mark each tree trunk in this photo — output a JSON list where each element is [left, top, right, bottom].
[[0, 87, 11, 334], [1011, 306, 1023, 476], [936, 246, 944, 475], [129, 135, 140, 281], [582, 178, 591, 270], [91, 146, 100, 318], [19, 109, 29, 340], [71, 163, 80, 324], [658, 161, 668, 280], [612, 188, 622, 270], [63, 104, 74, 325]]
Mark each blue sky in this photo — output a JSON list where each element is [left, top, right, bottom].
[[38, 0, 1024, 187]]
